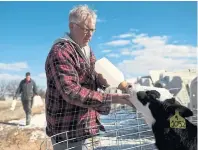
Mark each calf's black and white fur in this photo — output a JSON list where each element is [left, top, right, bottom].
[[128, 88, 197, 150]]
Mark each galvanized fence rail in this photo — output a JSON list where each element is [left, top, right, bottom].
[[45, 104, 157, 150], [44, 85, 197, 150]]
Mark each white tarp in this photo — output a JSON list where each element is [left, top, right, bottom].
[[32, 95, 43, 107]]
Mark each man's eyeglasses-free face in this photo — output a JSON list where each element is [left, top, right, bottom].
[[74, 23, 96, 34]]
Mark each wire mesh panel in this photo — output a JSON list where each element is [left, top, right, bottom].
[[93, 105, 157, 150], [45, 103, 198, 150], [45, 78, 197, 150], [45, 104, 157, 150]]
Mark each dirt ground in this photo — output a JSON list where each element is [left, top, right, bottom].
[[0, 101, 53, 150], [0, 128, 50, 150]]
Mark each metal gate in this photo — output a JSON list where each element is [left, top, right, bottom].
[[45, 104, 157, 150], [92, 105, 157, 150], [45, 75, 197, 150]]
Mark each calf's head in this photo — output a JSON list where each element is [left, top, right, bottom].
[[130, 89, 193, 127]]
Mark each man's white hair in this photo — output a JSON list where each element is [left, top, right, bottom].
[[69, 5, 97, 24]]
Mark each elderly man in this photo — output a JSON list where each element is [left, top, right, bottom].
[[14, 72, 38, 125], [45, 5, 132, 150]]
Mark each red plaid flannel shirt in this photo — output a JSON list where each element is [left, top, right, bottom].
[[45, 40, 112, 143]]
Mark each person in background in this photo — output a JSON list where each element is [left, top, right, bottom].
[[45, 4, 132, 150], [14, 72, 38, 125]]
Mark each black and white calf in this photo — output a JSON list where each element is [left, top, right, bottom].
[[128, 87, 197, 150]]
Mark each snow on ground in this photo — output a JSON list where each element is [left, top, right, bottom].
[[8, 113, 47, 142], [8, 113, 46, 129], [95, 136, 156, 150]]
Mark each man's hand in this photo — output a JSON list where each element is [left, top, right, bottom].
[[118, 81, 134, 93], [98, 73, 110, 87], [111, 94, 133, 107]]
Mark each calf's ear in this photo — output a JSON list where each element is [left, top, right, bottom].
[[169, 105, 193, 118], [146, 90, 161, 99], [137, 91, 147, 100]]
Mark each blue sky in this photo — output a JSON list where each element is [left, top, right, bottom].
[[0, 1, 197, 88]]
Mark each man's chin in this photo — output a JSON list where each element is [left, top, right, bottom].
[[82, 42, 89, 47]]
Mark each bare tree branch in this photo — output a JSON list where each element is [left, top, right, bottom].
[[37, 86, 46, 99], [6, 80, 20, 97], [0, 80, 8, 100]]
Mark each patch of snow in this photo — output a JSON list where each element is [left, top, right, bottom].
[[9, 113, 46, 129]]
